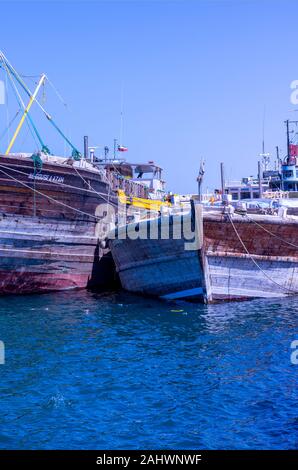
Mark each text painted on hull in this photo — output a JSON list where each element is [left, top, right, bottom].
[[28, 173, 65, 183]]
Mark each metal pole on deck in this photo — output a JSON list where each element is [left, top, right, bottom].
[[275, 145, 280, 171], [197, 160, 205, 203], [258, 160, 263, 198], [286, 119, 290, 159], [220, 162, 225, 203], [113, 139, 117, 160], [84, 136, 88, 159], [104, 146, 109, 162]]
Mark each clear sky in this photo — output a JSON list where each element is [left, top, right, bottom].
[[0, 0, 298, 193]]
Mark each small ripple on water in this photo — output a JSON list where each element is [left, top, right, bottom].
[[45, 393, 73, 410]]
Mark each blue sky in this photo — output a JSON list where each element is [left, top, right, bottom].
[[0, 0, 298, 193]]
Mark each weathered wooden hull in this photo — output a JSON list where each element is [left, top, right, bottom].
[[0, 154, 117, 294], [204, 213, 298, 301], [108, 210, 298, 303], [109, 220, 205, 301], [206, 254, 298, 301]]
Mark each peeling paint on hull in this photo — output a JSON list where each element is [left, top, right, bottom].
[[0, 271, 88, 294]]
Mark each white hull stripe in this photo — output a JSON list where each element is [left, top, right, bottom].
[[161, 287, 204, 300]]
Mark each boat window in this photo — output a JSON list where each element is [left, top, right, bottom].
[[240, 192, 251, 199]]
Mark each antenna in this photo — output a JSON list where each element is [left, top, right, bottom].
[[220, 162, 225, 204], [286, 119, 290, 158], [259, 106, 270, 171], [119, 83, 124, 147], [113, 138, 117, 160], [262, 105, 266, 156], [275, 145, 280, 171]]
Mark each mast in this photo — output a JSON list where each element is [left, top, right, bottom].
[[119, 83, 124, 147], [0, 51, 81, 159], [197, 160, 205, 202], [286, 119, 290, 159], [262, 106, 265, 157], [258, 160, 263, 198], [0, 54, 49, 154], [113, 138, 117, 160], [275, 145, 280, 171], [5, 74, 46, 155], [220, 162, 225, 204], [260, 107, 270, 171]]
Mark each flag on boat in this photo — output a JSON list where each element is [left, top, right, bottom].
[[197, 160, 205, 184], [118, 145, 128, 152], [289, 143, 298, 156]]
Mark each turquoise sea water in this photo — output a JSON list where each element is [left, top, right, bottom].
[[0, 290, 297, 450]]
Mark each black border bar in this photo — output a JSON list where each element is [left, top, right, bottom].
[[0, 450, 297, 466]]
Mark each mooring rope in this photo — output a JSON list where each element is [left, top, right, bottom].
[[227, 213, 298, 295], [72, 164, 110, 197], [72, 164, 114, 231]]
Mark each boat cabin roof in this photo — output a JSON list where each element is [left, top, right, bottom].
[[103, 161, 162, 171], [102, 161, 163, 179]]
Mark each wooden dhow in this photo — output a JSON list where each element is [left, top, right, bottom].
[[108, 202, 298, 303], [0, 152, 119, 293]]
